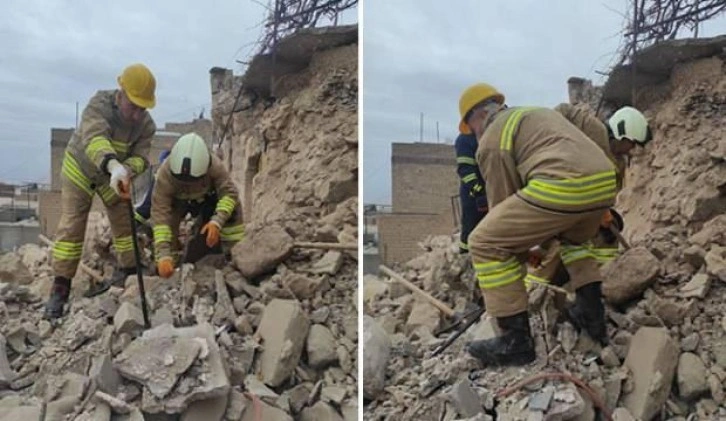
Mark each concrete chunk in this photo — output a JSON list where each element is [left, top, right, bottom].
[[405, 299, 441, 335], [0, 334, 18, 387], [139, 323, 230, 414], [677, 352, 709, 400], [240, 397, 292, 421], [90, 354, 121, 395], [603, 247, 660, 304], [114, 302, 145, 334], [114, 335, 201, 398], [306, 324, 338, 369], [363, 315, 391, 400], [680, 273, 711, 299], [231, 225, 294, 279], [448, 379, 483, 417], [212, 270, 236, 326], [311, 251, 344, 275], [256, 299, 310, 387], [182, 393, 229, 421], [622, 327, 679, 420], [300, 401, 344, 421]]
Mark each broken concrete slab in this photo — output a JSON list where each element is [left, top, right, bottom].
[[603, 247, 660, 304], [243, 375, 279, 404], [321, 386, 347, 406], [139, 323, 230, 414], [677, 352, 709, 401], [152, 307, 175, 328], [528, 386, 554, 412], [225, 389, 247, 421], [90, 354, 121, 395], [114, 335, 202, 399], [181, 393, 229, 421], [61, 312, 104, 351], [680, 273, 711, 299], [0, 334, 18, 387], [231, 225, 294, 279], [306, 324, 338, 369], [240, 396, 293, 421], [622, 327, 679, 420], [448, 379, 484, 417], [612, 407, 636, 421], [114, 302, 146, 335], [363, 315, 391, 400], [0, 404, 41, 421], [45, 395, 81, 421], [300, 401, 344, 421], [95, 390, 134, 414], [363, 275, 389, 304], [285, 273, 322, 299], [311, 251, 344, 275], [405, 299, 441, 335], [256, 299, 310, 387], [213, 270, 236, 326], [0, 252, 33, 285], [705, 246, 726, 282]]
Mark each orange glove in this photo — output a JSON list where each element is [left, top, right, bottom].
[[601, 209, 614, 228], [200, 221, 221, 248], [157, 257, 174, 278]]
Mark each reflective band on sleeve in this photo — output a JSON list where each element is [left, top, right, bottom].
[[153, 225, 173, 245], [85, 136, 115, 163], [462, 173, 477, 183], [457, 156, 477, 165], [124, 156, 146, 174], [61, 152, 94, 196], [220, 224, 245, 242], [52, 241, 83, 261], [113, 236, 134, 253], [215, 195, 237, 215]]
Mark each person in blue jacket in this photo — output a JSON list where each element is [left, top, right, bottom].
[[134, 149, 170, 226], [455, 133, 488, 254]]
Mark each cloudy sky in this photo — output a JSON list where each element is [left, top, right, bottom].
[[362, 0, 726, 204], [0, 0, 355, 185]]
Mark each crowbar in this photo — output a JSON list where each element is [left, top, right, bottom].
[[379, 265, 455, 318]]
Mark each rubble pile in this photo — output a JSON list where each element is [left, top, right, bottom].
[[0, 26, 358, 421], [363, 40, 725, 420]]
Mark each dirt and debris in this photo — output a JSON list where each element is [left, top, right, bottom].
[[0, 25, 357, 421], [363, 37, 725, 420]]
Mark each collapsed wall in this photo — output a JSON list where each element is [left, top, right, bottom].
[[0, 24, 358, 421], [363, 35, 726, 421]]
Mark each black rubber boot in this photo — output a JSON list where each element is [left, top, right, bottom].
[[44, 277, 71, 320], [466, 311, 536, 367], [568, 282, 608, 345]]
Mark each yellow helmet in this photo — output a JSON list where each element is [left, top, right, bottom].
[[458, 83, 505, 134], [117, 63, 156, 109]]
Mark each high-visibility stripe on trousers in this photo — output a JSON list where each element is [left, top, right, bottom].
[[468, 194, 605, 317], [53, 169, 136, 279]]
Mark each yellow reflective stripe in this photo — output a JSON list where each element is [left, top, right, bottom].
[[459, 241, 469, 250], [97, 185, 116, 203], [113, 236, 134, 253], [521, 171, 617, 206], [110, 140, 129, 155], [215, 195, 237, 215], [61, 152, 94, 196], [457, 157, 477, 165], [475, 257, 524, 289], [592, 247, 619, 263], [85, 136, 115, 162], [472, 183, 483, 192], [499, 107, 538, 151], [52, 241, 83, 260], [124, 156, 145, 174], [153, 225, 173, 245], [134, 212, 147, 224], [462, 174, 477, 183], [524, 273, 551, 288], [560, 244, 597, 265], [221, 224, 245, 241]]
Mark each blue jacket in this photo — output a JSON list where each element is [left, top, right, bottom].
[[454, 134, 487, 208]]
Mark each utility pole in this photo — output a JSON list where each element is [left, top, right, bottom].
[[436, 121, 440, 143], [419, 112, 423, 142]]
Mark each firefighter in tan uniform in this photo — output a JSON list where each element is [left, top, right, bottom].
[[527, 104, 652, 286], [44, 63, 157, 320], [151, 133, 244, 278], [458, 83, 618, 366]]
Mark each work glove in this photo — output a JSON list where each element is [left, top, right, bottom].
[[200, 220, 221, 248], [157, 257, 174, 278], [108, 159, 131, 200]]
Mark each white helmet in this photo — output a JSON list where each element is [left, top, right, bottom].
[[169, 133, 211, 179], [607, 106, 652, 145]]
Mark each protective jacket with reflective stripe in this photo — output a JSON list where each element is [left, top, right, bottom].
[[554, 103, 626, 190], [476, 107, 617, 213], [65, 90, 155, 190], [151, 155, 241, 259]]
